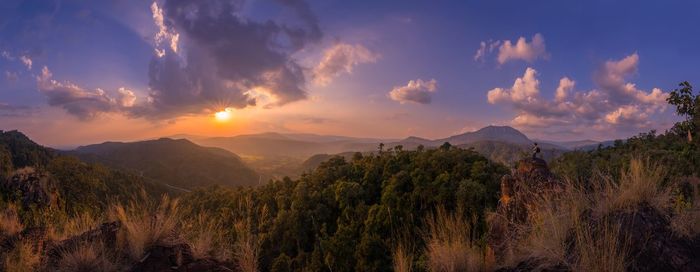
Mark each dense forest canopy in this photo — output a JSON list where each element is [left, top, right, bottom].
[[182, 146, 508, 271]]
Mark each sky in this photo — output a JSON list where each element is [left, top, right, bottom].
[[0, 0, 698, 147]]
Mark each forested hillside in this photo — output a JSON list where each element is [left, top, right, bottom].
[[181, 145, 508, 271], [0, 130, 165, 226], [72, 138, 260, 190]]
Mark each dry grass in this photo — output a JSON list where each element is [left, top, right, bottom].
[[181, 213, 229, 260], [232, 196, 260, 272], [425, 207, 482, 272], [392, 241, 414, 272], [0, 204, 23, 236], [671, 178, 700, 237], [55, 241, 116, 272], [518, 183, 585, 266], [49, 211, 100, 241], [572, 218, 628, 272], [2, 241, 40, 272], [607, 159, 670, 212], [509, 158, 664, 271], [108, 194, 180, 261]]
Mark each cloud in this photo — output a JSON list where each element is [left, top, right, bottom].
[[19, 55, 32, 70], [389, 79, 437, 104], [36, 66, 134, 120], [138, 0, 323, 118], [474, 34, 549, 64], [313, 43, 379, 86], [555, 77, 575, 102], [117, 88, 136, 107], [0, 103, 37, 117], [1, 51, 13, 61], [474, 40, 500, 62], [487, 53, 668, 133]]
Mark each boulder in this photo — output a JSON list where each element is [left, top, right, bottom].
[[1, 167, 59, 209]]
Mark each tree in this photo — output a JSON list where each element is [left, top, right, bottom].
[[666, 81, 697, 142]]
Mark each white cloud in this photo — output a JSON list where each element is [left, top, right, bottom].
[[36, 66, 136, 120], [19, 55, 32, 70], [486, 53, 668, 133], [150, 2, 179, 57], [313, 43, 379, 86], [475, 34, 549, 64], [389, 79, 437, 104], [117, 87, 136, 107], [555, 77, 575, 102]]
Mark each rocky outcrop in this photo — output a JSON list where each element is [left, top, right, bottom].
[[488, 158, 700, 272], [488, 158, 564, 263], [1, 167, 60, 209], [604, 204, 700, 272]]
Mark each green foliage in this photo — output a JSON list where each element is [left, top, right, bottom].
[[667, 82, 699, 137], [73, 138, 260, 189], [182, 145, 507, 271], [0, 130, 54, 169], [0, 131, 165, 228]]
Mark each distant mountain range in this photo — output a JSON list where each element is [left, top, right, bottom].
[[71, 138, 260, 190], [66, 126, 615, 185], [187, 126, 569, 158], [176, 126, 613, 174]]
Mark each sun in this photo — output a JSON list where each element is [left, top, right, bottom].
[[214, 109, 232, 122]]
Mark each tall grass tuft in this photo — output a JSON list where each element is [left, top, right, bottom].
[[425, 207, 482, 272], [232, 196, 261, 272], [572, 218, 628, 272], [0, 204, 23, 236], [181, 213, 229, 260], [609, 158, 670, 212], [392, 241, 414, 272], [510, 158, 665, 271], [49, 211, 100, 241], [3, 241, 40, 272], [108, 194, 180, 261], [56, 241, 116, 272]]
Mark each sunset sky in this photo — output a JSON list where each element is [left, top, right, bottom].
[[1, 0, 698, 147]]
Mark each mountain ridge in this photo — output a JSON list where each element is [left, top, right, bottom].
[[72, 138, 260, 189]]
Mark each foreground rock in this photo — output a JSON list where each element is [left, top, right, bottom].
[[0, 220, 238, 271], [488, 158, 700, 272], [1, 167, 59, 209], [488, 158, 564, 263]]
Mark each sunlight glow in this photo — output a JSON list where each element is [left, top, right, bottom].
[[214, 109, 232, 122]]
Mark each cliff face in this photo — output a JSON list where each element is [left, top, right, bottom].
[[488, 158, 700, 272]]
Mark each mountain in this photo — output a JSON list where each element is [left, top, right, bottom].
[[189, 126, 573, 176], [72, 138, 260, 190], [438, 125, 532, 145], [0, 130, 166, 214], [460, 140, 565, 166]]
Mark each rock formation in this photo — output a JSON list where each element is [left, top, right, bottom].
[[1, 167, 59, 209], [488, 158, 700, 272]]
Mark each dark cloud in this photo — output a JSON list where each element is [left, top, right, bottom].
[[138, 0, 322, 118]]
